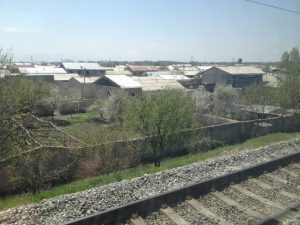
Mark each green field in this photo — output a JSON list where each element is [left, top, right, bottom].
[[0, 131, 299, 211]]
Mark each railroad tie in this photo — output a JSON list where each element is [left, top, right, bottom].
[[250, 178, 273, 190], [280, 168, 299, 178], [160, 207, 189, 225], [291, 163, 300, 169], [231, 185, 285, 210], [279, 191, 300, 201], [130, 216, 148, 225], [250, 178, 300, 201], [211, 192, 264, 219], [186, 199, 231, 225], [264, 174, 288, 184]]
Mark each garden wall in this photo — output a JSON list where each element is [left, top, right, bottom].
[[0, 114, 299, 196]]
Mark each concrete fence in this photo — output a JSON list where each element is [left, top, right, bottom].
[[0, 114, 299, 196]]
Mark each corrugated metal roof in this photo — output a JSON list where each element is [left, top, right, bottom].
[[198, 66, 213, 72], [105, 75, 142, 89], [106, 70, 132, 75], [217, 66, 264, 75], [19, 65, 67, 74], [126, 66, 158, 72], [183, 70, 201, 76], [146, 71, 180, 76], [62, 62, 105, 70], [158, 74, 191, 80], [72, 76, 101, 84], [54, 73, 79, 81], [132, 76, 184, 91]]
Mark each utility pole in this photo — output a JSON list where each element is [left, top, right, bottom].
[[80, 66, 84, 100], [83, 67, 86, 100]]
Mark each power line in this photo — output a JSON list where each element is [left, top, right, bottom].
[[245, 0, 300, 14]]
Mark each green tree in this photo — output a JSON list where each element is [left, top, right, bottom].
[[0, 77, 51, 114], [279, 47, 300, 74], [278, 47, 300, 113], [0, 77, 51, 158], [278, 75, 300, 114], [123, 90, 196, 166], [242, 84, 278, 119]]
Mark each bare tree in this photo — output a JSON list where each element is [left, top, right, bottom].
[[0, 48, 13, 77], [212, 84, 238, 117], [192, 86, 213, 114]]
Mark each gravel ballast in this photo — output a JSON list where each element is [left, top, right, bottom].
[[0, 138, 300, 225]]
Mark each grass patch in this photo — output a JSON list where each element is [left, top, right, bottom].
[[49, 112, 105, 125], [1, 132, 299, 211], [46, 112, 140, 144]]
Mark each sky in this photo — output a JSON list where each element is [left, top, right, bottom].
[[0, 0, 299, 62]]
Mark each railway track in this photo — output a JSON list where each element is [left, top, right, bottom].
[[64, 152, 300, 225]]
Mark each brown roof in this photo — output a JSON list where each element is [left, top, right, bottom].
[[126, 66, 158, 72]]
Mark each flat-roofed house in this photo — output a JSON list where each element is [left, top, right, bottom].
[[125, 66, 158, 76], [202, 66, 264, 91], [62, 62, 106, 76]]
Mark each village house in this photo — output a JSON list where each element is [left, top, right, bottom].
[[96, 75, 142, 96], [58, 75, 143, 100], [58, 76, 102, 99], [17, 65, 70, 82], [61, 62, 106, 76], [202, 66, 264, 91]]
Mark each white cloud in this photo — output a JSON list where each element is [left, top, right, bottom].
[[4, 27, 21, 32]]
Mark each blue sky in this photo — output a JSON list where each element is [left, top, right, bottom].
[[0, 0, 299, 62]]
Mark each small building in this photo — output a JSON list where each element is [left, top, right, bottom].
[[202, 66, 264, 91], [17, 65, 68, 82], [61, 62, 106, 76], [58, 75, 141, 100], [18, 65, 67, 75], [96, 75, 142, 96], [125, 66, 158, 76], [59, 76, 102, 99]]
